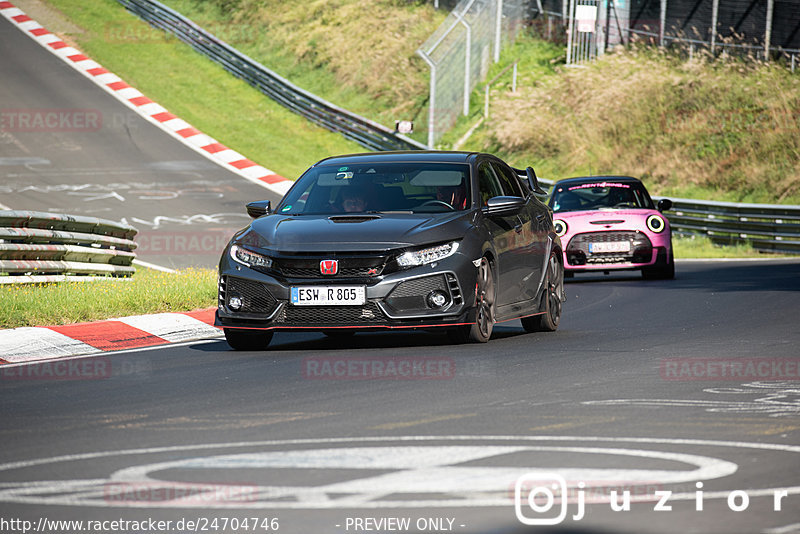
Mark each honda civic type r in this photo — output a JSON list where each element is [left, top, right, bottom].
[[216, 151, 565, 350]]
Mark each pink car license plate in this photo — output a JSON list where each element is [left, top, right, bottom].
[[589, 241, 631, 253]]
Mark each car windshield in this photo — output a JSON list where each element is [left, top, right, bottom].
[[276, 162, 471, 215], [549, 180, 654, 212]]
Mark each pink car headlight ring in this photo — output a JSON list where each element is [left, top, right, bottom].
[[646, 214, 666, 233]]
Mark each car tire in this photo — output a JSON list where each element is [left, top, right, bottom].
[[522, 251, 563, 333], [448, 257, 495, 344], [224, 328, 274, 350], [642, 246, 675, 280]]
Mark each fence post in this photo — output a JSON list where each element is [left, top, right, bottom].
[[417, 50, 436, 148], [512, 61, 517, 92], [459, 15, 472, 116], [710, 0, 719, 55], [764, 0, 774, 61], [494, 0, 503, 63], [659, 0, 667, 47], [566, 0, 575, 65]]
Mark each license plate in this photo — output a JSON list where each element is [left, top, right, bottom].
[[589, 241, 631, 253], [290, 286, 366, 306]]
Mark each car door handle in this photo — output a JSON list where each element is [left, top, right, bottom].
[[535, 214, 547, 221], [514, 223, 523, 233]]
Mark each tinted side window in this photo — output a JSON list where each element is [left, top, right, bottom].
[[491, 161, 524, 197], [477, 162, 504, 206]]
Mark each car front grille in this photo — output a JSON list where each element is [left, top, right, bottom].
[[223, 276, 278, 315], [273, 255, 388, 279], [566, 231, 652, 266], [276, 302, 385, 325]]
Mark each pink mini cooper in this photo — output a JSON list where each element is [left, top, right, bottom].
[[548, 176, 674, 279]]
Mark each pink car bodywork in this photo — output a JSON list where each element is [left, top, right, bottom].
[[549, 177, 674, 278]]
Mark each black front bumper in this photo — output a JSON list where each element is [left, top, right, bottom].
[[216, 255, 477, 332]]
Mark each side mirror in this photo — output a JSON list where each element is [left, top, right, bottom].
[[484, 196, 525, 217], [526, 167, 547, 196], [246, 200, 271, 218], [657, 198, 672, 212]]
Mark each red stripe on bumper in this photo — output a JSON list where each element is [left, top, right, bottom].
[[49, 322, 167, 351]]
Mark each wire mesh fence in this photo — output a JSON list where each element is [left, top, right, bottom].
[[418, 0, 529, 147], [533, 0, 800, 67]]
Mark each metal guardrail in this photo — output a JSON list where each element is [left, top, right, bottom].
[[0, 211, 138, 282], [654, 197, 800, 254], [116, 0, 428, 152]]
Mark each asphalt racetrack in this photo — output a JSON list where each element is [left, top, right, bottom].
[[2, 259, 799, 534], [0, 14, 283, 269]]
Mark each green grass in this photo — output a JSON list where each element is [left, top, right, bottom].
[[0, 268, 216, 329], [460, 35, 800, 205], [45, 0, 361, 179], [159, 0, 444, 147], [671, 235, 793, 259]]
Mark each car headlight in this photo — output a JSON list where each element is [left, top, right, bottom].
[[230, 244, 273, 270], [554, 219, 568, 237], [397, 242, 459, 268], [646, 214, 666, 233]]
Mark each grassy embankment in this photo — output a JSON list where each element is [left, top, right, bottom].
[[458, 38, 800, 205]]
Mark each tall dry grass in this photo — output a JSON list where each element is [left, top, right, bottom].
[[488, 47, 800, 203], [216, 0, 443, 120]]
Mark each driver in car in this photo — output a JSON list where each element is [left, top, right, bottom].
[[340, 189, 367, 213], [436, 184, 467, 210]]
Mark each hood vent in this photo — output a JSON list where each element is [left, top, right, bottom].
[[328, 215, 381, 223], [590, 220, 624, 225]]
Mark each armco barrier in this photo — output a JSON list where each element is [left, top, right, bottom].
[[655, 197, 800, 254], [0, 211, 138, 281], [116, 0, 428, 152]]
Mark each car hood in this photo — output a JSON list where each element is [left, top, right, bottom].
[[234, 211, 473, 252]]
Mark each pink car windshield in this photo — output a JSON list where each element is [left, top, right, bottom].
[[550, 181, 654, 212]]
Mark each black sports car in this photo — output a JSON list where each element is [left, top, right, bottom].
[[216, 151, 565, 349]]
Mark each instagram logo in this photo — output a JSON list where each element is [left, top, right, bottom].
[[514, 473, 577, 525]]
